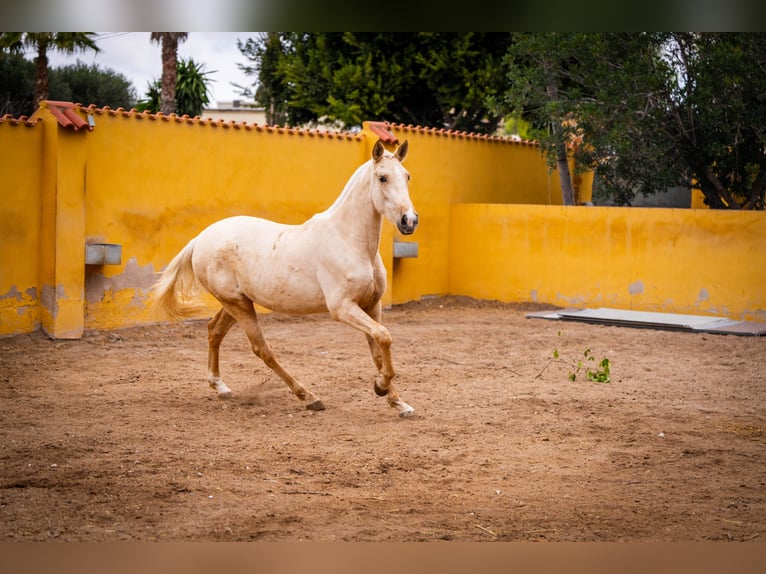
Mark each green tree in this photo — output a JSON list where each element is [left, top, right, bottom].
[[661, 33, 766, 209], [236, 32, 511, 133], [135, 81, 160, 114], [500, 33, 593, 204], [0, 32, 99, 109], [235, 33, 289, 125], [150, 32, 188, 115], [0, 52, 35, 116], [136, 57, 213, 117], [48, 60, 136, 109], [174, 58, 213, 117], [0, 51, 134, 116], [499, 32, 766, 209]]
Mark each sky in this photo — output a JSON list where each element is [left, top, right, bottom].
[[42, 32, 256, 106]]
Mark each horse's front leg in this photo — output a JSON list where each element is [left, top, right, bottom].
[[363, 300, 385, 374], [332, 299, 414, 418]]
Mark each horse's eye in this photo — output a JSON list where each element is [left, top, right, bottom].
[[378, 175, 387, 183]]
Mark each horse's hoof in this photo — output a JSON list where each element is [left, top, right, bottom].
[[210, 378, 232, 398], [306, 399, 326, 411], [399, 407, 415, 418], [374, 382, 389, 397]]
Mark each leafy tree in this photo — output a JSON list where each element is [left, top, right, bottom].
[[0, 52, 135, 116], [150, 32, 188, 115], [499, 33, 594, 204], [136, 57, 213, 117], [0, 52, 35, 116], [236, 32, 511, 133], [499, 32, 766, 209], [661, 33, 766, 209], [0, 32, 99, 109], [502, 114, 533, 140], [48, 60, 136, 109], [236, 33, 289, 125]]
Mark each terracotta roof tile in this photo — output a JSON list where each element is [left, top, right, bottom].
[[44, 101, 92, 131], [367, 121, 399, 144], [78, 102, 365, 139], [0, 114, 39, 127], [10, 102, 533, 145], [386, 121, 538, 146]]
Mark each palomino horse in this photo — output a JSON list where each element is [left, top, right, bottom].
[[151, 139, 418, 417]]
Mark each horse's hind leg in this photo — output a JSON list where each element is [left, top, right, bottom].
[[207, 307, 237, 398], [222, 298, 325, 411]]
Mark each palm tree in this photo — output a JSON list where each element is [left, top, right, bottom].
[[150, 33, 188, 115], [174, 58, 214, 117], [135, 58, 214, 118], [0, 32, 99, 109]]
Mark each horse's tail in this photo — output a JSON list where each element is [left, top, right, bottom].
[[150, 238, 208, 320]]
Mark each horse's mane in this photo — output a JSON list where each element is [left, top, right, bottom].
[[311, 159, 373, 220]]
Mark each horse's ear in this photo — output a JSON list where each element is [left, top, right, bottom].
[[394, 139, 409, 163], [372, 139, 385, 162]]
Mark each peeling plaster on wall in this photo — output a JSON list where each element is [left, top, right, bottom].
[[1, 286, 37, 308], [629, 280, 644, 295], [530, 289, 538, 302], [556, 293, 586, 306], [747, 308, 766, 321], [0, 286, 39, 334], [40, 284, 61, 317], [85, 257, 158, 304], [698, 288, 710, 302], [85, 273, 108, 303], [1, 285, 22, 300], [1, 285, 36, 302]]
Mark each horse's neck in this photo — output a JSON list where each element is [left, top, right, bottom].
[[316, 161, 382, 255]]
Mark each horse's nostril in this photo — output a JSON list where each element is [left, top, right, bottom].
[[401, 214, 408, 226]]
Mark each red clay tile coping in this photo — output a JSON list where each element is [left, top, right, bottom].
[[45, 100, 92, 131], [0, 114, 39, 127], [2, 102, 538, 145], [386, 121, 538, 146], [367, 121, 398, 144], [78, 104, 363, 139]]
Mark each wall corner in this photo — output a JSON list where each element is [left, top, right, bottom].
[[36, 102, 88, 339]]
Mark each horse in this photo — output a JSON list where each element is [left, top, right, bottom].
[[150, 139, 418, 417]]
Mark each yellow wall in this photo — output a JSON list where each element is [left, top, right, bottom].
[[2, 103, 763, 338], [448, 204, 766, 321], [0, 118, 42, 334], [384, 125, 570, 303]]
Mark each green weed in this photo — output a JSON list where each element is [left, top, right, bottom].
[[550, 332, 611, 383]]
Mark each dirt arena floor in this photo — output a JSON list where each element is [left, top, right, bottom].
[[1, 296, 763, 542]]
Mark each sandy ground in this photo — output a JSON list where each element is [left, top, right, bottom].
[[0, 296, 763, 541]]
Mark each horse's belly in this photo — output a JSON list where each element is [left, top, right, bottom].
[[246, 269, 328, 314]]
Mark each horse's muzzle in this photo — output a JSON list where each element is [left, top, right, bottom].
[[398, 212, 419, 235]]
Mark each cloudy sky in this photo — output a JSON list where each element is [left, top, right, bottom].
[[43, 32, 256, 105]]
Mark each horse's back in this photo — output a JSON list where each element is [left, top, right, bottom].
[[199, 215, 282, 240]]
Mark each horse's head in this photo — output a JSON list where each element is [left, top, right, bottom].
[[371, 139, 418, 235]]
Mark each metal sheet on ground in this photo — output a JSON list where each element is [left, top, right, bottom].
[[526, 307, 766, 336]]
